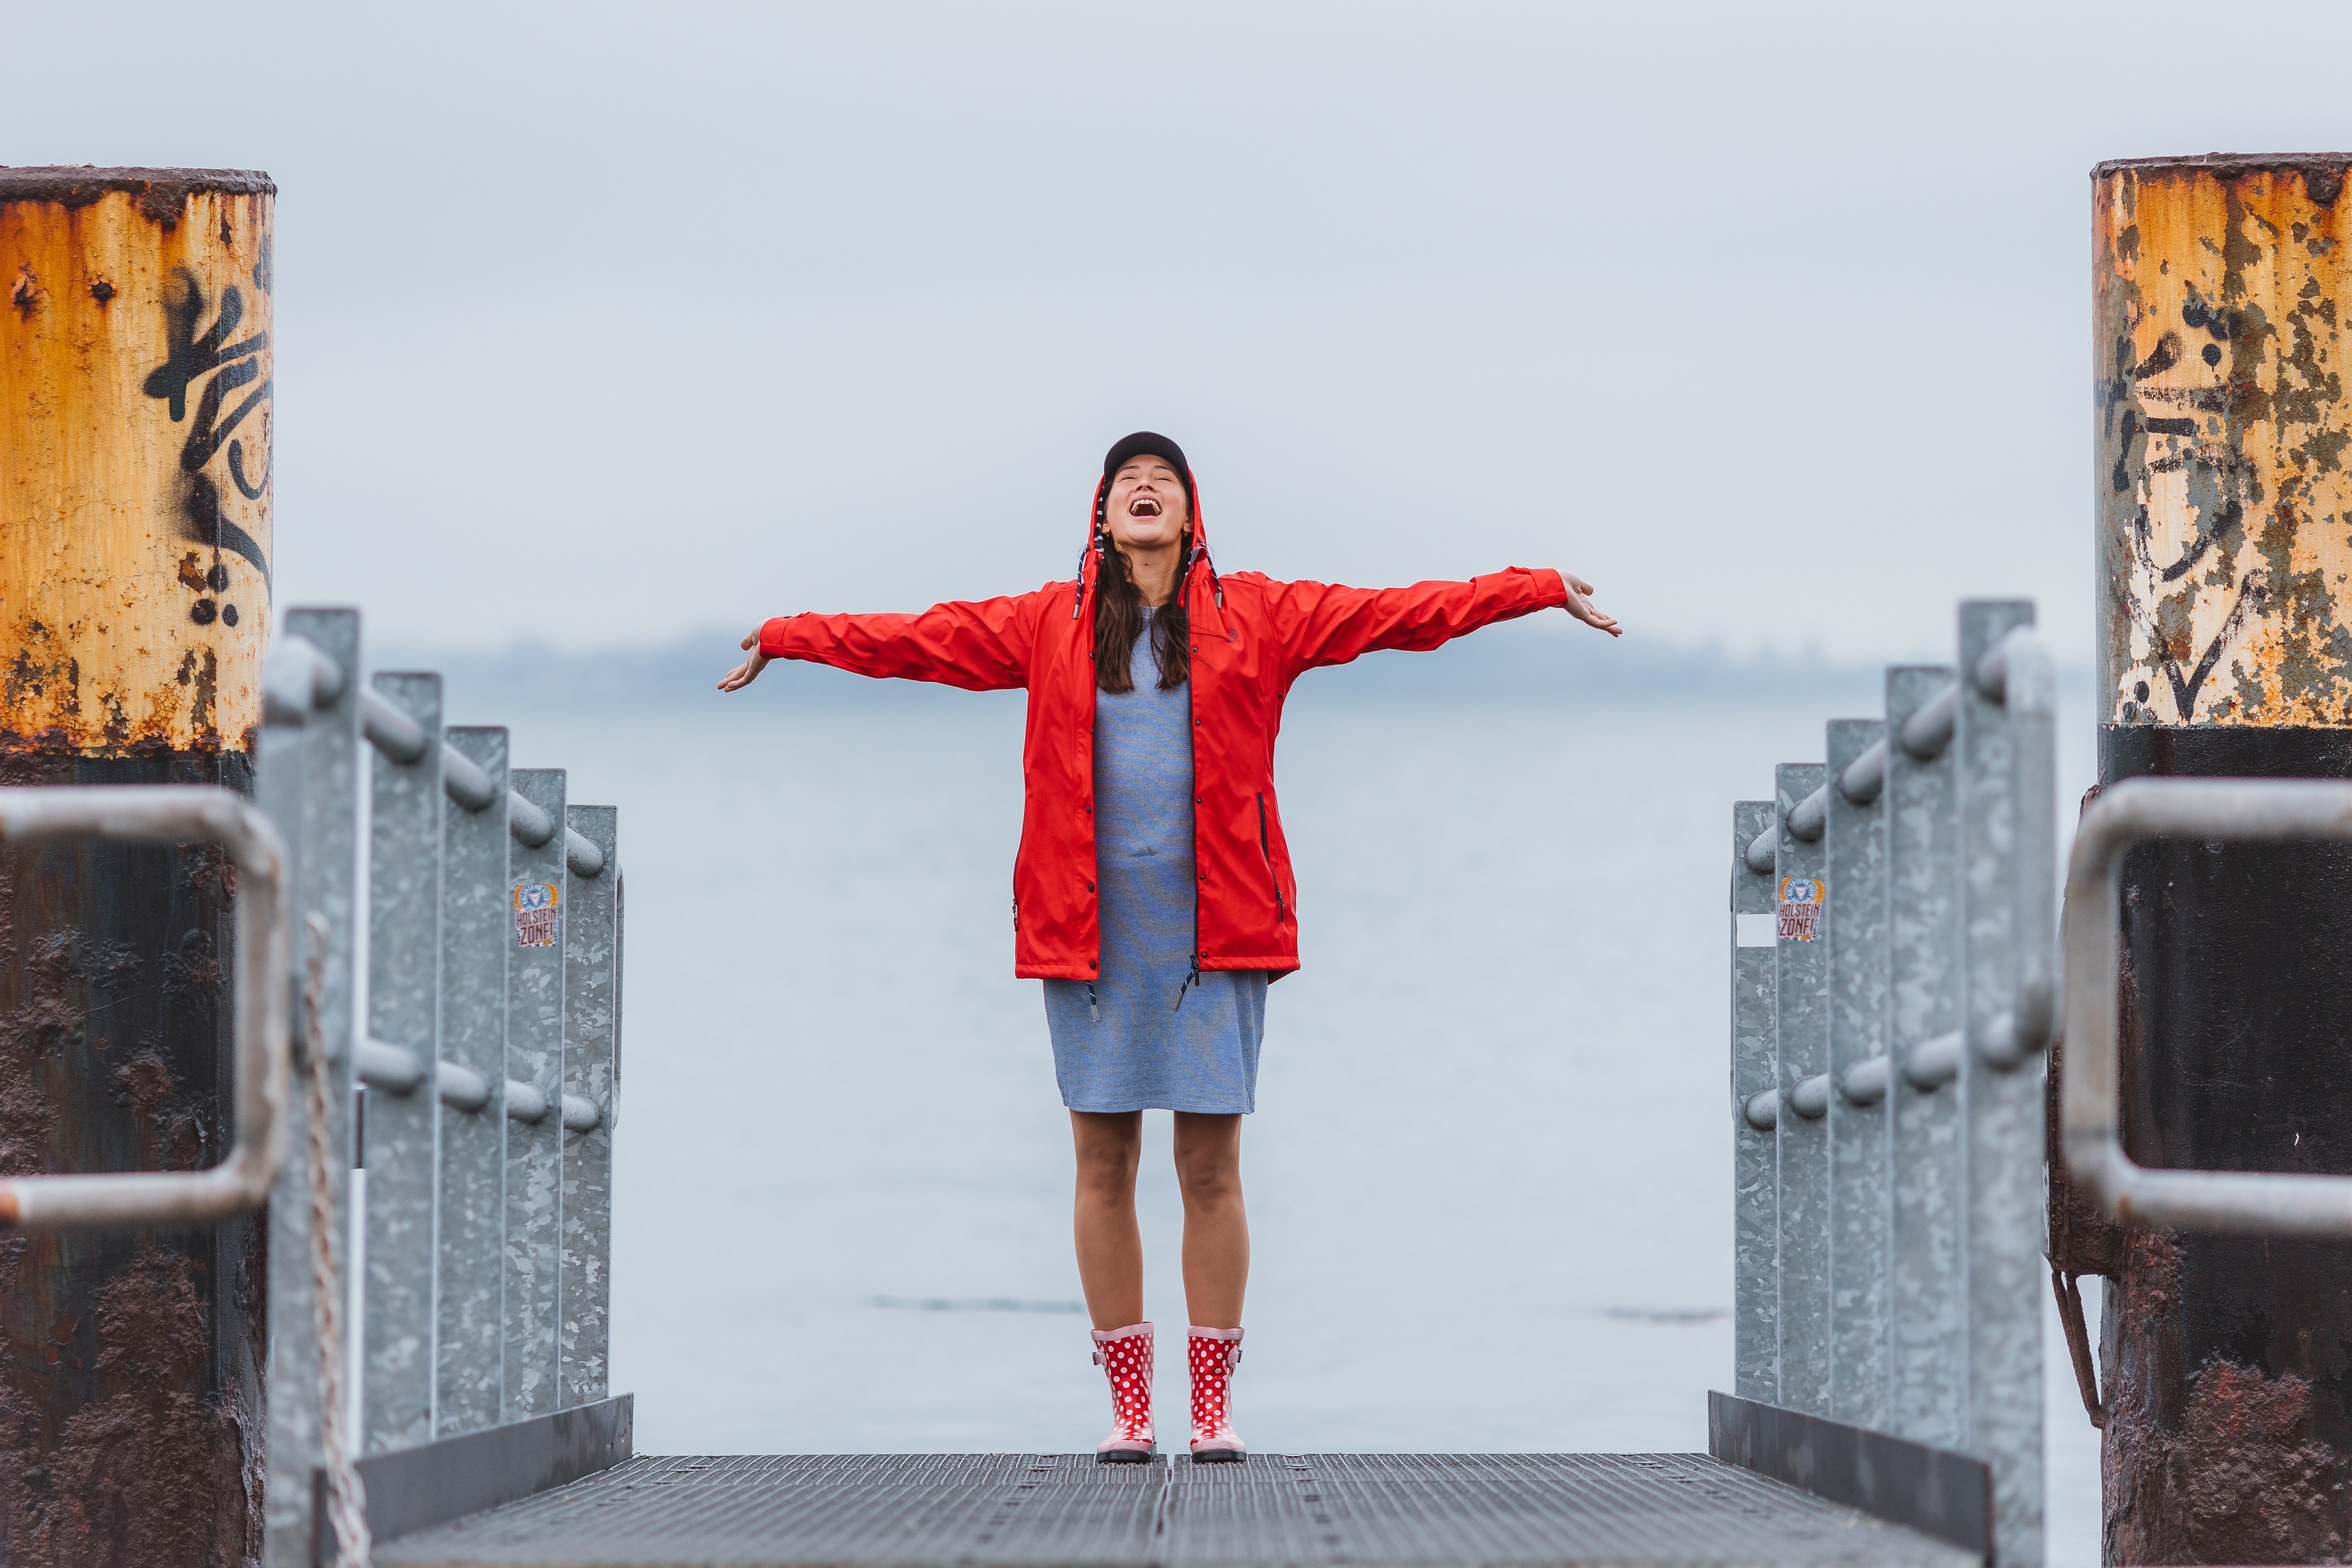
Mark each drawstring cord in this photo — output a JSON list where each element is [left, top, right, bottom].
[[1087, 981, 1100, 1023], [1191, 540, 1223, 609], [1174, 957, 1201, 1012], [1077, 520, 1218, 617]]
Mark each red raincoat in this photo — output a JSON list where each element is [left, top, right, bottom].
[[759, 499, 1568, 980]]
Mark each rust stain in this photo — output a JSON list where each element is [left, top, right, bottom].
[[1, 174, 272, 754], [2105, 1225, 2352, 1563], [2097, 154, 2352, 725], [0, 1247, 257, 1566], [109, 1055, 173, 1171], [0, 746, 261, 1559]]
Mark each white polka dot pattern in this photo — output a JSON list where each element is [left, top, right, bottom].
[[1187, 1327, 1245, 1454], [1090, 1324, 1156, 1453]]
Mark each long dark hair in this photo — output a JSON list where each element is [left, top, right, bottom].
[[1092, 530, 1191, 694]]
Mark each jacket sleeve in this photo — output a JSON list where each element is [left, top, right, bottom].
[[1267, 566, 1569, 681], [759, 587, 1048, 692]]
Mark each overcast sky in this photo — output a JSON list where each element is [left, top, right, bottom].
[[15, 1, 2352, 662]]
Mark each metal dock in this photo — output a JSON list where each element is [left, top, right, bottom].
[[0, 603, 2052, 1567], [373, 1452, 1977, 1568]]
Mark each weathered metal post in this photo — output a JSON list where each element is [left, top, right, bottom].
[[1732, 802, 1780, 1404], [2094, 151, 2352, 1564], [1825, 717, 1891, 1432], [1773, 763, 1832, 1414], [0, 166, 274, 1564], [1886, 665, 1966, 1451], [364, 672, 447, 1451], [1958, 601, 2044, 1568], [438, 726, 512, 1435], [505, 768, 569, 1419]]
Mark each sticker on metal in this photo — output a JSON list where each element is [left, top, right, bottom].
[[514, 881, 561, 948], [1777, 877, 1826, 942]]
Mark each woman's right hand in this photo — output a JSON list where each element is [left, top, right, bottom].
[[717, 628, 771, 692]]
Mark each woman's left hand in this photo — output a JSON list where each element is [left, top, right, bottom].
[[1563, 574, 1622, 638]]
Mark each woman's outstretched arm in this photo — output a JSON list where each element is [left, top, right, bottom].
[[718, 590, 1046, 694], [1264, 565, 1618, 682]]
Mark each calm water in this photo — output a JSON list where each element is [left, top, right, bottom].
[[470, 675, 2102, 1565]]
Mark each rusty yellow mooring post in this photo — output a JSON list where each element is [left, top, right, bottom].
[[2091, 153, 2352, 1565], [2, 165, 273, 742], [0, 166, 273, 1565]]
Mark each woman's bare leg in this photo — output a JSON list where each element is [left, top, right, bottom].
[[1071, 1111, 1146, 1328], [1172, 1112, 1249, 1328]]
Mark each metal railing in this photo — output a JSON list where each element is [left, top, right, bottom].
[[0, 603, 627, 1563], [253, 606, 626, 1565], [0, 787, 292, 1227], [2062, 778, 2352, 1236], [1728, 598, 2055, 1568]]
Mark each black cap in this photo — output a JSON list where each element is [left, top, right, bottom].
[[1097, 432, 1195, 528]]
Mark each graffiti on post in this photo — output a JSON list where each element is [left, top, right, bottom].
[[143, 265, 272, 630]]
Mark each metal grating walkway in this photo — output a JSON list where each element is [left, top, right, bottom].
[[373, 1452, 1982, 1568]]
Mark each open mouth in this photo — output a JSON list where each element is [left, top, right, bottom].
[[1130, 495, 1162, 517]]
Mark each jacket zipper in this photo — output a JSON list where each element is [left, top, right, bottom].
[[1179, 561, 1204, 1012], [1258, 793, 1285, 924]]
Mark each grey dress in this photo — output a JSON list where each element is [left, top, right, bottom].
[[1042, 611, 1268, 1113]]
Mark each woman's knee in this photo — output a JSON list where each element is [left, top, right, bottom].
[[1172, 1127, 1243, 1207], [1072, 1111, 1142, 1196], [1176, 1161, 1241, 1209]]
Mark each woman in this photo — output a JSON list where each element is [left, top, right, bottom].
[[719, 432, 1620, 1463]]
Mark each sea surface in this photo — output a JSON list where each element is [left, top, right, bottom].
[[446, 648, 2104, 1565]]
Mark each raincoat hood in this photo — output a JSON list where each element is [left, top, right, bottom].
[[1080, 431, 1220, 621]]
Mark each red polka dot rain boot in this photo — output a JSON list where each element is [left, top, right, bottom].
[[1187, 1325, 1245, 1463], [1091, 1322, 1156, 1463]]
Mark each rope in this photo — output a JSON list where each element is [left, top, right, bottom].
[[303, 911, 372, 1568]]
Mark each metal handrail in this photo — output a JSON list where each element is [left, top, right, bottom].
[[2063, 778, 2352, 1234], [1728, 600, 2053, 1566], [1751, 630, 2056, 1077], [0, 787, 291, 1229], [1762, 683, 1960, 859], [310, 643, 606, 878]]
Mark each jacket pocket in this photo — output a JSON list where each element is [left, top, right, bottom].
[[1257, 793, 1286, 924]]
